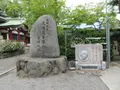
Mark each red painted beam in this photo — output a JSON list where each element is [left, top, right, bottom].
[[8, 31, 12, 40]]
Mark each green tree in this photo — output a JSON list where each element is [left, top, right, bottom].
[[109, 0, 120, 12], [0, 0, 22, 17], [63, 3, 106, 29], [0, 0, 8, 12], [0, 0, 68, 31], [20, 0, 66, 29], [0, 0, 9, 16], [63, 2, 118, 30], [6, 1, 22, 17]]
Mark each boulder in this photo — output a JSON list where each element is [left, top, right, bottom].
[[16, 56, 68, 78]]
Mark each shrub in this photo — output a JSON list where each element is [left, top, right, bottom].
[[0, 41, 25, 54], [58, 29, 108, 60]]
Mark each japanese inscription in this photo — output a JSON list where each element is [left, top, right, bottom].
[[30, 15, 60, 57]]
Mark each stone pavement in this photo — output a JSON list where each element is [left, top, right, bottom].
[[0, 54, 27, 74], [0, 70, 109, 90], [0, 55, 111, 90], [100, 63, 120, 90]]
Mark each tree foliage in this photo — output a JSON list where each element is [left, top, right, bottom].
[[0, 0, 22, 17], [1, 1, 118, 30], [63, 3, 106, 30], [6, 1, 22, 17], [0, 0, 67, 28], [109, 0, 120, 12], [20, 0, 66, 29], [0, 0, 8, 12]]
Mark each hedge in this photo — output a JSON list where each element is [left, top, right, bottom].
[[0, 41, 25, 59], [58, 29, 114, 61]]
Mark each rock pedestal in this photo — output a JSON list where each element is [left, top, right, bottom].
[[16, 56, 68, 78]]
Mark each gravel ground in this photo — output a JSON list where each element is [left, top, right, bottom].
[[0, 70, 109, 90], [0, 54, 26, 73]]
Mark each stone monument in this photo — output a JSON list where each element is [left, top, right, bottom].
[[16, 15, 68, 78], [30, 15, 60, 58]]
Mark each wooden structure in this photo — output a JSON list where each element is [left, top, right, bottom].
[[0, 17, 29, 44]]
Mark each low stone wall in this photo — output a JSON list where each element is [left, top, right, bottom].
[[0, 51, 24, 59], [16, 56, 68, 78]]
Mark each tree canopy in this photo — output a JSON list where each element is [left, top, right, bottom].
[[20, 0, 67, 28], [0, 0, 118, 30], [109, 0, 120, 12]]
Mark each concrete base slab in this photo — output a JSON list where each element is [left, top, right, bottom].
[[16, 56, 68, 78]]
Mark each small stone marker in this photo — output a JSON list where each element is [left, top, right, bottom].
[[30, 15, 60, 58]]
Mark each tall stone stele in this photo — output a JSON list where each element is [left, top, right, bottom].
[[30, 15, 60, 58], [16, 15, 67, 78]]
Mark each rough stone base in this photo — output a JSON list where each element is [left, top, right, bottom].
[[16, 56, 68, 78]]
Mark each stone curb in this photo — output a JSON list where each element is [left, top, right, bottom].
[[0, 67, 16, 77]]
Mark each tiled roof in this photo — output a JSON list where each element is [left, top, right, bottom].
[[0, 18, 24, 28], [0, 16, 7, 24]]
